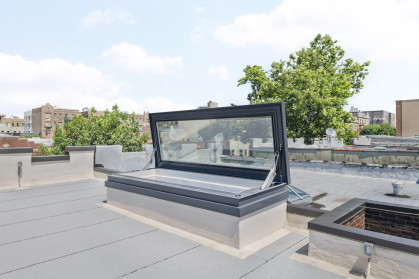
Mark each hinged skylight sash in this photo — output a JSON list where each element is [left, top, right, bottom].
[[149, 103, 290, 184]]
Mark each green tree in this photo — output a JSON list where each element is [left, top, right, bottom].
[[197, 118, 272, 143], [238, 34, 370, 144], [38, 144, 54, 156], [52, 105, 149, 154], [360, 123, 395, 136]]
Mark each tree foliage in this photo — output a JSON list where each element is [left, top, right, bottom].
[[197, 118, 272, 143], [38, 144, 55, 156], [360, 123, 396, 136], [51, 105, 149, 154], [238, 34, 370, 144]]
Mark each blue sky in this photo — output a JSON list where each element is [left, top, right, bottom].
[[1, 0, 418, 117]]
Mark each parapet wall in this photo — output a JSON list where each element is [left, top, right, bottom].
[[289, 147, 419, 166], [95, 145, 154, 172], [0, 146, 95, 189]]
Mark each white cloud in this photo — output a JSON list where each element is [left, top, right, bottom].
[[82, 9, 136, 27], [193, 6, 206, 14], [115, 10, 137, 25], [103, 43, 182, 75], [0, 52, 126, 116], [214, 0, 419, 62], [0, 52, 191, 117], [112, 97, 193, 114], [190, 25, 204, 42], [143, 97, 195, 113], [208, 65, 230, 80], [115, 97, 195, 113]]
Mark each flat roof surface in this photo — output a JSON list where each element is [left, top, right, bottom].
[[291, 167, 419, 210], [2, 166, 418, 278], [0, 178, 344, 279]]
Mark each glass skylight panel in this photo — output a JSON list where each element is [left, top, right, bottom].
[[156, 116, 274, 170]]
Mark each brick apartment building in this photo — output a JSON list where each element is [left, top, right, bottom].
[[363, 110, 396, 127], [197, 100, 219, 109], [81, 107, 151, 137], [0, 114, 24, 135], [350, 107, 370, 134], [0, 136, 41, 155], [24, 110, 32, 133], [135, 111, 150, 137], [32, 103, 81, 138], [396, 99, 419, 137]]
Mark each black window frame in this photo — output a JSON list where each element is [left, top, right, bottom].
[[149, 102, 290, 184]]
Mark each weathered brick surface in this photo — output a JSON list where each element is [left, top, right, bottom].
[[344, 210, 365, 229], [396, 101, 402, 136], [345, 207, 419, 241], [0, 137, 40, 155]]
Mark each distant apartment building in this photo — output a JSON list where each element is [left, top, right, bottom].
[[363, 110, 396, 127], [32, 103, 81, 138], [82, 107, 150, 137], [207, 101, 218, 108], [24, 110, 32, 133], [135, 111, 150, 137], [350, 107, 370, 134], [0, 114, 24, 135], [198, 100, 219, 109], [81, 107, 105, 118], [396, 99, 419, 137]]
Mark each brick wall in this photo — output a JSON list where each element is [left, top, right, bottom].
[[0, 137, 41, 155], [344, 210, 365, 229], [344, 207, 419, 241], [365, 208, 419, 240], [396, 101, 402, 136]]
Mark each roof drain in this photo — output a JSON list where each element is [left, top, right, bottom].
[[17, 162, 22, 187]]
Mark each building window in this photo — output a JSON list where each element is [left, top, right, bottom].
[[46, 113, 51, 118], [59, 122, 62, 127], [45, 121, 51, 128]]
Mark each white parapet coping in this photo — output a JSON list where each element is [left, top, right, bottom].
[[95, 145, 153, 172], [0, 146, 95, 189]]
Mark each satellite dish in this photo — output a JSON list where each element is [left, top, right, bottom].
[[169, 129, 186, 141], [326, 128, 336, 137]]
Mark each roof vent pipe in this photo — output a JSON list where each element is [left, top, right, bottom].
[[392, 182, 404, 196]]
